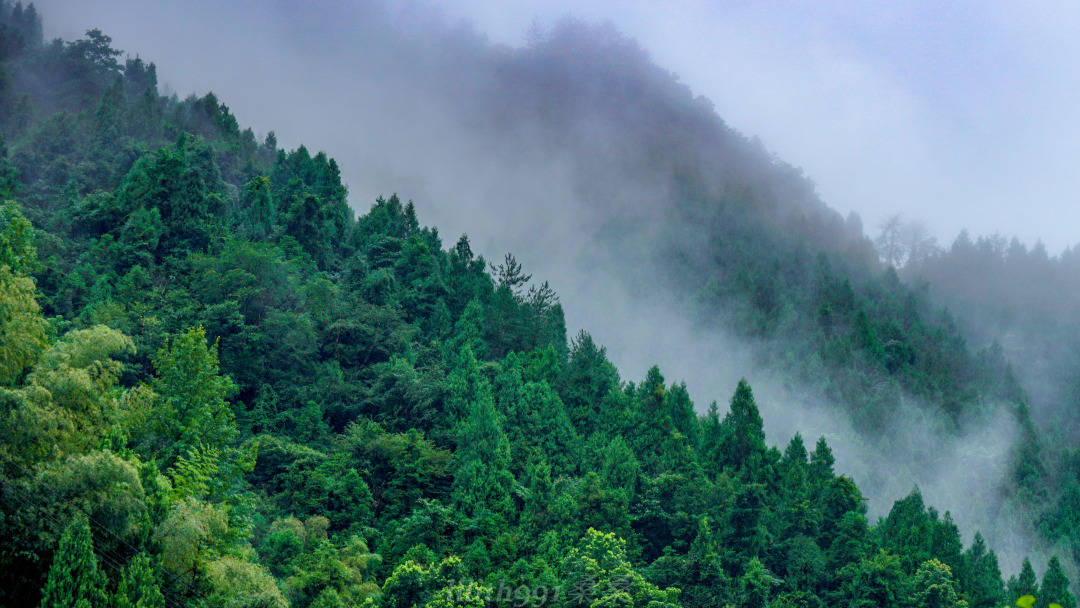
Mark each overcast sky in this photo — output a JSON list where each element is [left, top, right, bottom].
[[435, 0, 1080, 253], [36, 0, 1080, 252]]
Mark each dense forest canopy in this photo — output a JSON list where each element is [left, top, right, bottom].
[[0, 3, 1076, 608]]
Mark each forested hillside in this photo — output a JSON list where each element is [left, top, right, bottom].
[[896, 227, 1080, 585], [0, 3, 1074, 608]]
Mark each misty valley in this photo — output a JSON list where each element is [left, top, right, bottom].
[[1, 2, 1079, 608]]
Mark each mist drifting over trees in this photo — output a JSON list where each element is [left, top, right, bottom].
[[1, 2, 1079, 608]]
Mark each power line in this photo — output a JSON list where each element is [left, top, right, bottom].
[[0, 459, 204, 608]]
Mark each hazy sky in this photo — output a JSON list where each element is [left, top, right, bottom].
[[434, 0, 1080, 253], [36, 0, 1080, 253]]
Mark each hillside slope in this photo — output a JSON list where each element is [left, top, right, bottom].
[[0, 4, 1072, 608]]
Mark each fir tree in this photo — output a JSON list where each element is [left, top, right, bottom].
[[39, 514, 107, 608], [113, 553, 165, 608], [1008, 559, 1039, 605], [1038, 556, 1075, 608], [718, 379, 765, 471]]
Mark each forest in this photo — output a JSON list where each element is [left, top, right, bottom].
[[0, 3, 1076, 608]]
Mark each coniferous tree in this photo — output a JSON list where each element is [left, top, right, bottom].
[[737, 557, 773, 608], [959, 533, 1004, 608], [0, 7, 1063, 608], [1038, 557, 1075, 608], [113, 553, 165, 608], [39, 514, 107, 608], [240, 175, 274, 240], [718, 379, 765, 471], [1008, 559, 1039, 605], [451, 376, 515, 523], [0, 134, 17, 199], [809, 437, 835, 483], [699, 400, 723, 478]]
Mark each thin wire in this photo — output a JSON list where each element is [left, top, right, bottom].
[[1, 478, 195, 608], [1, 462, 203, 608], [2, 478, 198, 608]]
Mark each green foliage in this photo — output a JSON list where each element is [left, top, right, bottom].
[[717, 379, 765, 473], [0, 8, 1046, 608], [1038, 557, 1075, 608], [0, 199, 34, 271], [151, 326, 237, 464], [451, 374, 516, 524], [0, 263, 47, 384], [203, 556, 288, 608], [1008, 559, 1040, 606], [837, 549, 909, 608], [113, 553, 165, 608], [960, 533, 1004, 608], [382, 555, 466, 608], [153, 498, 229, 588], [38, 514, 107, 608], [561, 529, 681, 608], [911, 559, 967, 608]]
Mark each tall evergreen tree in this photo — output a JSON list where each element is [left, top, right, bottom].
[[1008, 559, 1039, 605], [960, 533, 1003, 608], [809, 437, 835, 483], [39, 514, 107, 608], [0, 134, 17, 200], [451, 377, 515, 523], [113, 553, 165, 608], [718, 379, 765, 471], [1038, 557, 1075, 608], [240, 175, 274, 240]]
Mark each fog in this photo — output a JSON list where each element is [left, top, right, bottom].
[[34, 0, 1069, 575], [40, 0, 1080, 253], [439, 0, 1080, 255]]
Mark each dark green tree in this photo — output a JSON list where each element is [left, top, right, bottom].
[[959, 533, 1003, 608], [38, 514, 107, 608], [718, 379, 765, 472], [1007, 559, 1039, 605], [113, 553, 165, 608], [1038, 556, 1074, 608]]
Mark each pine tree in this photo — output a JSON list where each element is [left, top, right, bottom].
[[39, 514, 107, 608], [1008, 559, 1039, 605], [1038, 556, 1075, 608], [718, 379, 765, 471], [960, 533, 1003, 608], [451, 377, 515, 522], [113, 553, 165, 608], [809, 436, 835, 482], [700, 401, 723, 478], [726, 483, 768, 565], [738, 557, 773, 608], [783, 433, 809, 465]]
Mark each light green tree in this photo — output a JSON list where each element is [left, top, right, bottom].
[[911, 559, 967, 608], [0, 201, 46, 386], [152, 327, 237, 464]]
